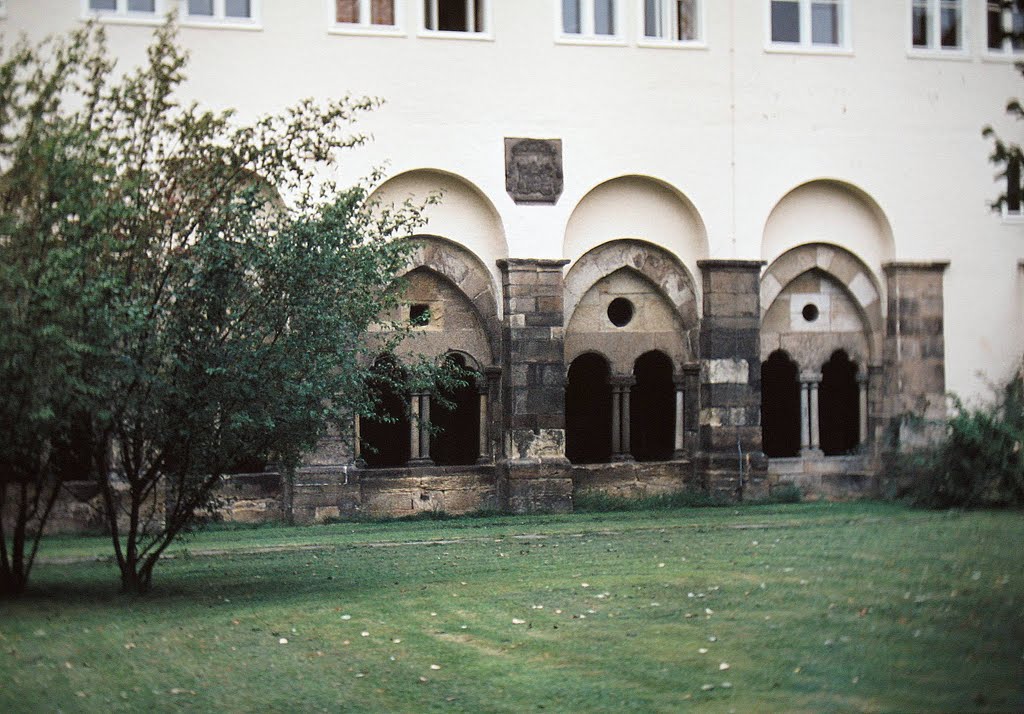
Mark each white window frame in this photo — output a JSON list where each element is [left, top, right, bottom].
[[0, 0, 7, 19], [180, 0, 261, 30], [557, 0, 626, 45], [638, 0, 705, 48], [984, 1, 1024, 57], [909, 0, 968, 56], [765, 0, 851, 53], [81, 0, 168, 24], [329, 0, 404, 36], [420, 0, 493, 40]]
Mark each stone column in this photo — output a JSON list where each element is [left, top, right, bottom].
[[672, 374, 686, 459], [497, 259, 572, 513], [610, 375, 635, 462], [882, 262, 950, 449], [857, 373, 869, 447], [409, 392, 421, 463], [409, 393, 434, 466], [683, 362, 700, 456], [799, 380, 811, 452], [808, 374, 822, 453], [696, 260, 768, 499], [476, 381, 490, 464], [353, 414, 365, 467]]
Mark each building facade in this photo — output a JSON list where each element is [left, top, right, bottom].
[[7, 1, 1024, 519]]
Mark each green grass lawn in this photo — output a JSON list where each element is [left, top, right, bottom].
[[2, 502, 1022, 712]]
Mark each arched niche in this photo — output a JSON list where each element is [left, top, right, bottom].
[[565, 239, 700, 334], [563, 175, 709, 285], [762, 179, 895, 287], [761, 243, 883, 367], [390, 265, 494, 368], [401, 235, 500, 352], [565, 265, 694, 376], [370, 169, 508, 290]]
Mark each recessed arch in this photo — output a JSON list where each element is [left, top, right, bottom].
[[565, 265, 695, 375], [370, 168, 508, 289], [762, 179, 895, 284], [563, 175, 709, 282], [761, 243, 883, 366], [565, 352, 612, 465], [564, 239, 701, 331]]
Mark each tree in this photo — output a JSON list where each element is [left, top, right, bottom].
[[983, 0, 1024, 212], [1, 22, 450, 595], [0, 28, 116, 596]]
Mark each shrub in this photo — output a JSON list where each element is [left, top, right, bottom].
[[893, 366, 1024, 509]]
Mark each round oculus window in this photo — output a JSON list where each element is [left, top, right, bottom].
[[607, 297, 634, 327], [802, 303, 820, 323]]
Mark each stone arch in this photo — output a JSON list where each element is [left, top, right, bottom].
[[399, 236, 500, 364], [565, 239, 701, 332], [563, 175, 710, 287], [393, 264, 495, 368], [565, 352, 613, 465], [761, 243, 883, 367], [431, 352, 481, 467], [565, 265, 696, 376], [762, 179, 895, 286], [370, 168, 508, 289], [630, 350, 675, 462]]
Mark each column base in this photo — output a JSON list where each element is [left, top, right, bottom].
[[800, 448, 824, 459], [408, 457, 435, 467], [611, 453, 635, 463], [475, 455, 493, 465], [671, 449, 690, 460]]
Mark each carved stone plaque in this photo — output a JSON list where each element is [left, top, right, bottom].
[[505, 138, 563, 204]]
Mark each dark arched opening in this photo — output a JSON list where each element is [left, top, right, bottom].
[[630, 351, 675, 461], [431, 353, 480, 466], [820, 350, 860, 456], [566, 353, 612, 464], [361, 355, 410, 468], [761, 350, 801, 458]]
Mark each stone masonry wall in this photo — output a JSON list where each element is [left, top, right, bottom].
[[696, 260, 769, 499], [882, 262, 949, 448]]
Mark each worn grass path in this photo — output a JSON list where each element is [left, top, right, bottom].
[[2, 502, 1023, 712]]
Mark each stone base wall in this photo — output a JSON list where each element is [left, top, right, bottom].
[[768, 455, 879, 500], [571, 460, 700, 499]]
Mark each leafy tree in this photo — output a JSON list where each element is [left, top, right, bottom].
[[983, 0, 1024, 212], [1, 23, 449, 595], [0, 28, 115, 596]]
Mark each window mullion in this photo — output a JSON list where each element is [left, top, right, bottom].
[[430, 0, 438, 30], [582, 0, 594, 36], [360, 0, 370, 24], [466, 0, 474, 31], [800, 0, 810, 46], [665, 0, 674, 40]]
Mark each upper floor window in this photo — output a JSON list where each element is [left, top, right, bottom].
[[987, 1, 1024, 54], [642, 0, 700, 43], [911, 0, 964, 51], [86, 0, 165, 15], [335, 0, 396, 28], [769, 0, 847, 49], [562, 0, 620, 39], [423, 0, 488, 34], [183, 0, 259, 24]]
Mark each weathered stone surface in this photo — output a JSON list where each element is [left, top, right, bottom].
[[505, 138, 563, 204], [571, 460, 698, 498]]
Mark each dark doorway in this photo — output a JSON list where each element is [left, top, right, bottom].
[[566, 353, 612, 464], [431, 353, 480, 466], [361, 355, 410, 468], [630, 351, 675, 461], [820, 350, 860, 456], [761, 350, 801, 457]]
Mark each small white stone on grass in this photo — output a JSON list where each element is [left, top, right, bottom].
[[341, 615, 351, 620], [430, 664, 441, 670], [719, 662, 730, 671], [512, 618, 526, 625], [701, 684, 714, 691], [698, 648, 708, 654], [278, 638, 288, 644], [361, 631, 370, 637]]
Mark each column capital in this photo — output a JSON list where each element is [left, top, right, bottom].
[[800, 371, 823, 384], [610, 374, 637, 388]]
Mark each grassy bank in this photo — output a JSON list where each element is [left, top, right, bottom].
[[2, 502, 1022, 712]]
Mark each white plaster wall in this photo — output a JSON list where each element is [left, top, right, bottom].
[[4, 0, 1023, 402]]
